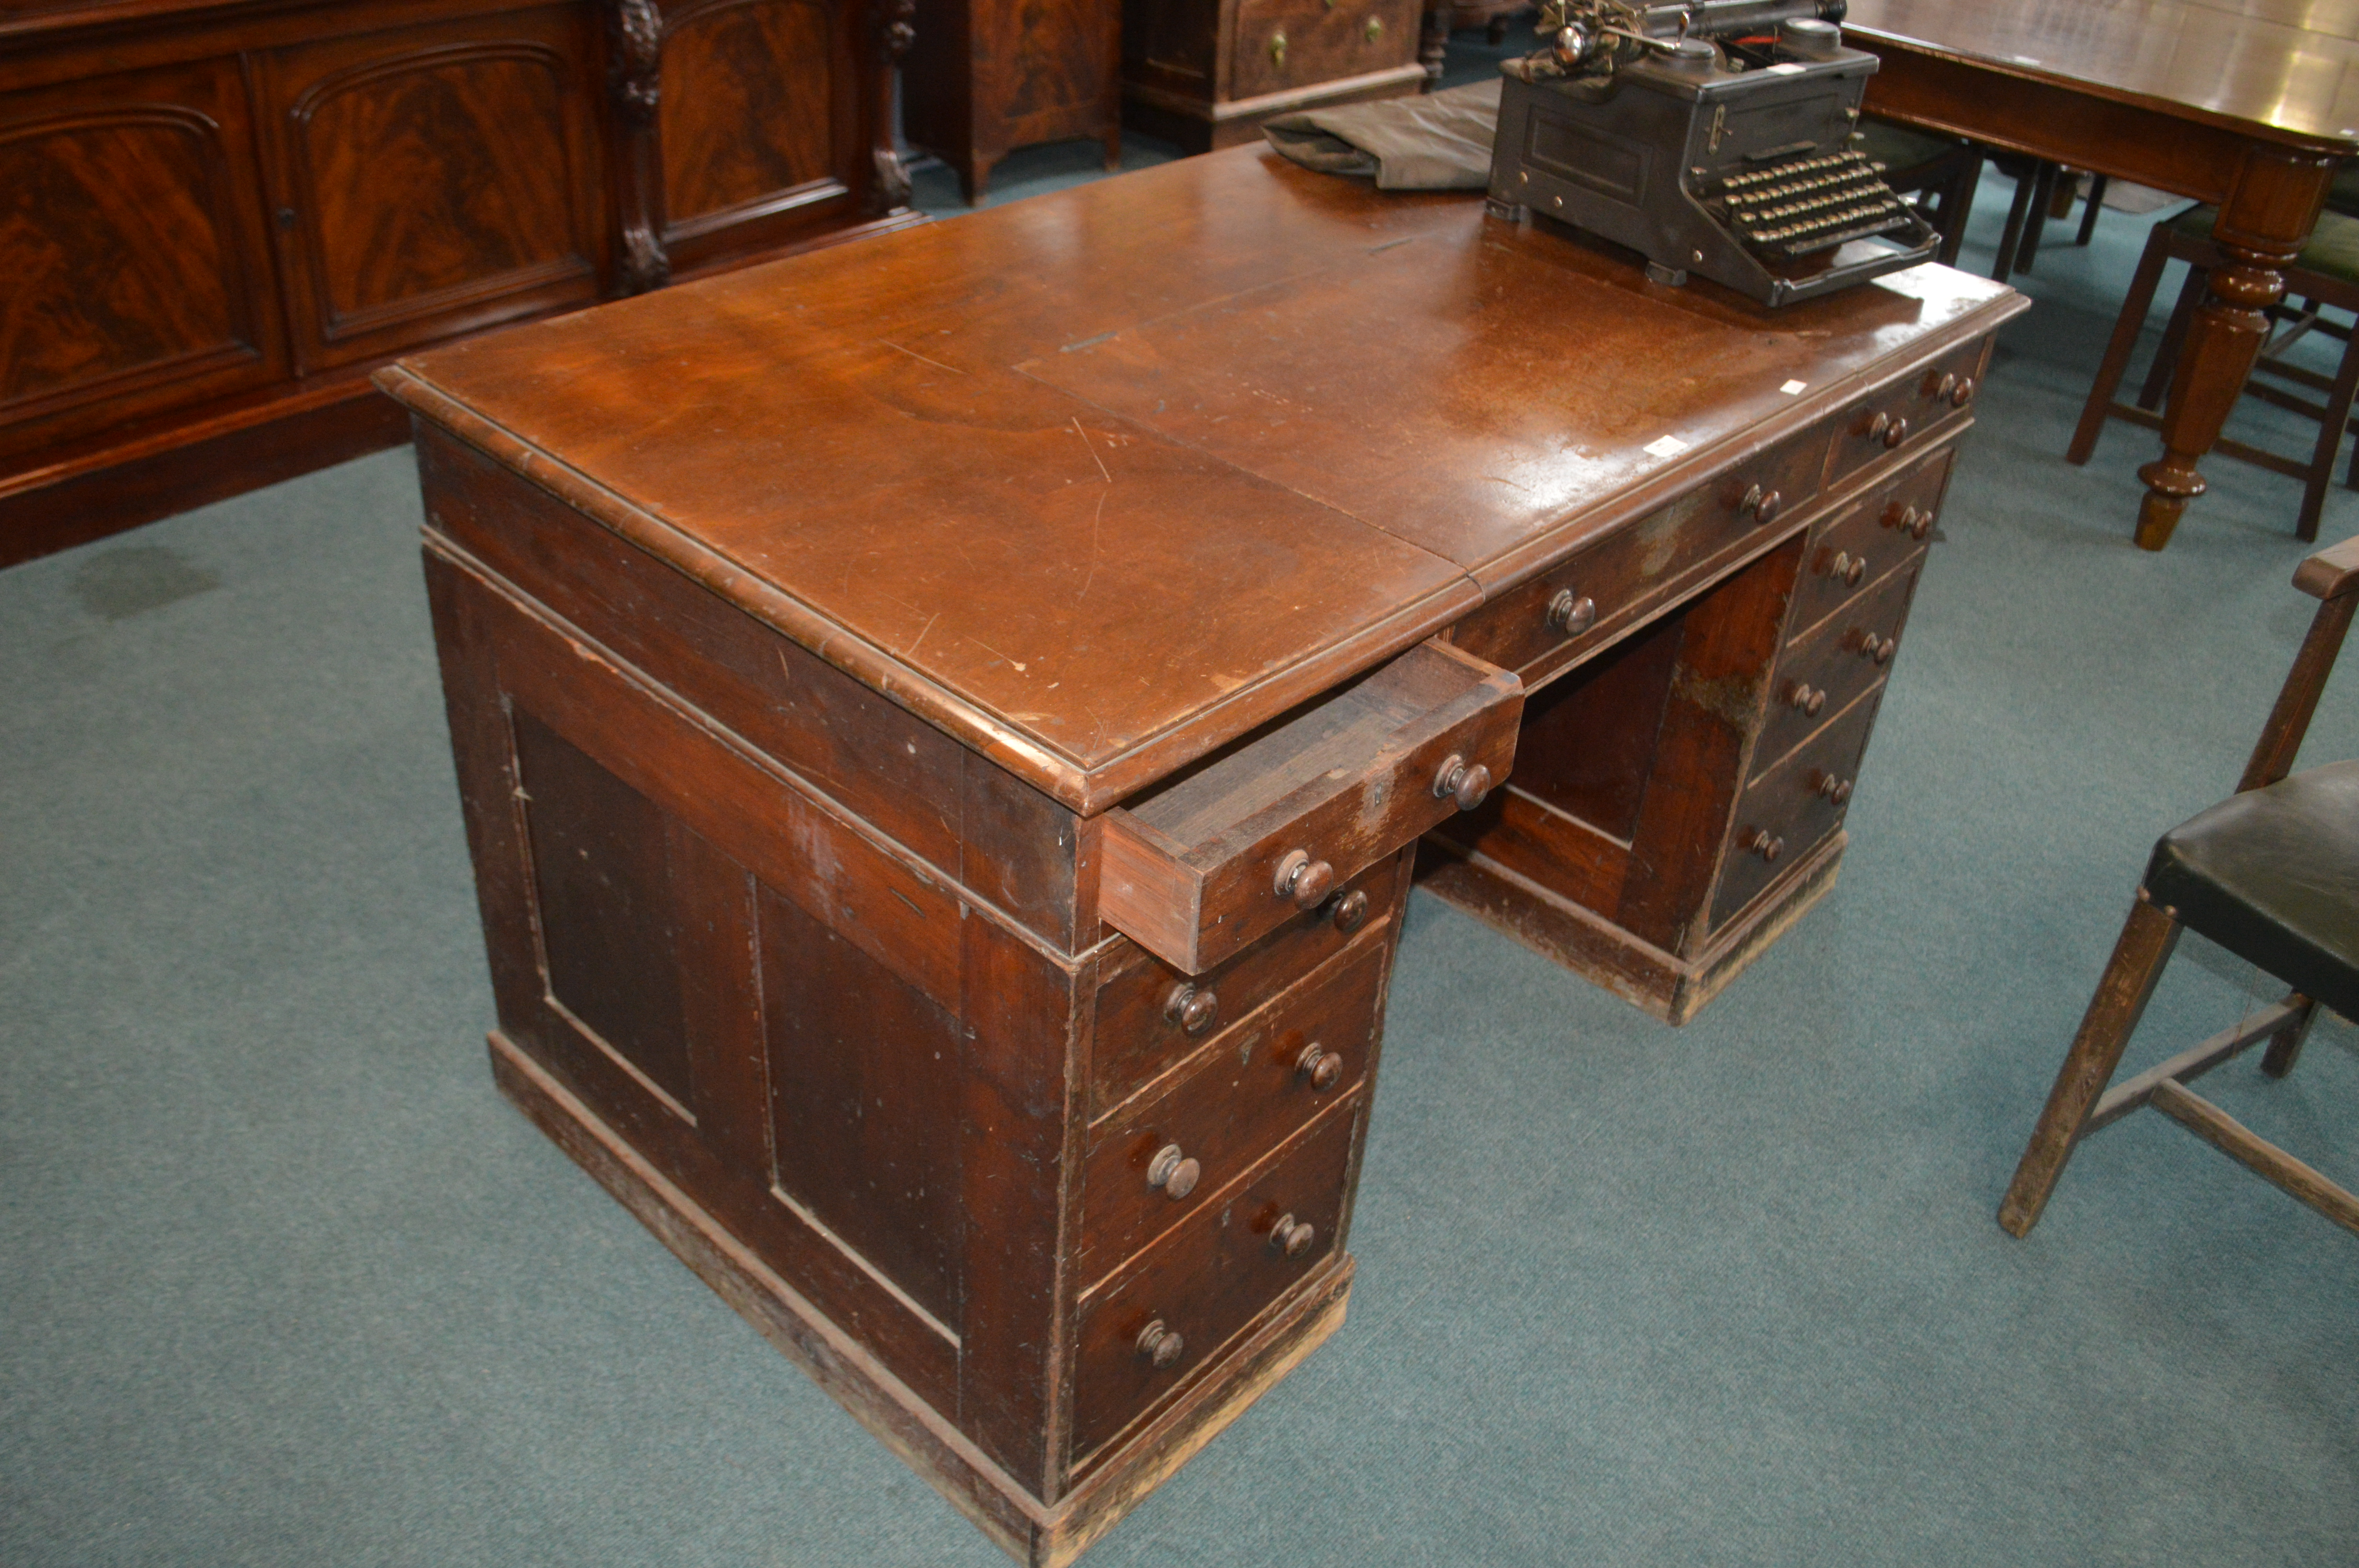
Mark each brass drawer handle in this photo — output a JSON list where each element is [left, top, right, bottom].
[[1163, 982, 1219, 1035], [1296, 1040, 1344, 1091], [1326, 887, 1370, 933], [1137, 1319, 1185, 1369], [1432, 752, 1492, 811], [1274, 848, 1335, 909], [1147, 1143, 1201, 1199], [1738, 483, 1782, 526], [1270, 29, 1287, 65], [1270, 1212, 1318, 1257], [1547, 589, 1597, 635], [1364, 14, 1383, 40]]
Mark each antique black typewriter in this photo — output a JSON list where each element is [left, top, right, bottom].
[[1486, 0, 1939, 306]]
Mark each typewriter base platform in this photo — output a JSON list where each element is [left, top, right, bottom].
[[1417, 833, 1846, 1025], [490, 1029, 1357, 1568]]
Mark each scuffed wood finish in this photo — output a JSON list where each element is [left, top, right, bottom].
[[381, 147, 2019, 811], [1846, 0, 2358, 549], [904, 0, 1120, 203], [0, 0, 919, 566]]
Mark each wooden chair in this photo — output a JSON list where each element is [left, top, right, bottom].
[[1989, 158, 2108, 283], [2069, 205, 2359, 543], [1999, 534, 2359, 1241], [1856, 118, 1984, 269]]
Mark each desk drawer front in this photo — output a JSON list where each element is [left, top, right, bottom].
[[1072, 1099, 1359, 1463], [1103, 640, 1520, 974], [1757, 557, 1922, 774], [1714, 685, 1879, 927], [1450, 424, 1825, 680], [1825, 341, 1982, 487], [1092, 855, 1400, 1120], [1791, 448, 1951, 636], [1080, 941, 1383, 1287]]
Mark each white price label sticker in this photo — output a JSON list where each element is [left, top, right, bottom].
[[1644, 434, 1690, 459], [1781, 379, 1808, 395]]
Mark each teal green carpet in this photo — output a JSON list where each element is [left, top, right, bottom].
[[5, 132, 2356, 1565]]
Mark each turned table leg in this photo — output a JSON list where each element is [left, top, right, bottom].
[[2134, 149, 2335, 550]]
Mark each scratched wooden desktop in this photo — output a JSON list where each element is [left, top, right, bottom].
[[380, 149, 2025, 1564]]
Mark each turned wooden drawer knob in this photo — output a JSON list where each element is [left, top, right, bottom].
[[1786, 681, 1825, 716], [1432, 753, 1492, 811], [1883, 416, 1908, 449], [1270, 1213, 1317, 1258], [1950, 376, 1975, 407], [1739, 483, 1781, 526], [1827, 551, 1867, 586], [1137, 1319, 1184, 1369], [1274, 848, 1335, 909], [1326, 887, 1370, 934], [1813, 771, 1854, 805], [1930, 370, 1957, 401], [1147, 1143, 1201, 1200], [1884, 503, 1933, 541], [1296, 1040, 1344, 1091], [1163, 982, 1218, 1036], [1746, 829, 1784, 863], [1849, 628, 1895, 665], [1547, 590, 1597, 635]]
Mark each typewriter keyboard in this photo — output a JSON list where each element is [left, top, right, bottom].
[[1706, 151, 1913, 260]]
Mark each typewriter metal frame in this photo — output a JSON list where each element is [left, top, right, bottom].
[[1486, 31, 1939, 306]]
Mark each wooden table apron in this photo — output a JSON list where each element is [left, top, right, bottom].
[[1843, 0, 2359, 550], [382, 147, 2025, 1565]]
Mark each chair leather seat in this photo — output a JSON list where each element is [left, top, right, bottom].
[[2146, 760, 2359, 1020]]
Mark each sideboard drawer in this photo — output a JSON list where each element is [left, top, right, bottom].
[[1092, 855, 1400, 1120], [1713, 686, 1879, 927], [1102, 639, 1520, 974], [1450, 421, 1826, 680], [1229, 0, 1418, 98], [1079, 941, 1384, 1286], [1071, 1099, 1359, 1464]]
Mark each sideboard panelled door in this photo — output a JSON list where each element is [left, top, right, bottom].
[[651, 0, 865, 278], [0, 58, 287, 465], [251, 6, 610, 374]]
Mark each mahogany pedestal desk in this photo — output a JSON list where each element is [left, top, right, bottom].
[[380, 149, 2023, 1564]]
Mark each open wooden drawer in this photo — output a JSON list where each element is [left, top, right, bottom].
[[1101, 639, 1523, 973]]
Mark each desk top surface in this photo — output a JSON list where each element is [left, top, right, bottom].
[[385, 147, 2019, 812], [1847, 0, 2359, 152]]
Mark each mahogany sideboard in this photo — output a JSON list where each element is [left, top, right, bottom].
[[380, 148, 2023, 1562], [0, 0, 922, 569]]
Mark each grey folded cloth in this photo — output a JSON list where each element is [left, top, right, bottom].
[[1262, 79, 1501, 191]]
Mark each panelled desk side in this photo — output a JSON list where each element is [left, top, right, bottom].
[[384, 149, 2025, 1564]]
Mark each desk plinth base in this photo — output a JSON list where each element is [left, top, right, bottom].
[[489, 1030, 1354, 1568], [1415, 832, 1845, 1024]]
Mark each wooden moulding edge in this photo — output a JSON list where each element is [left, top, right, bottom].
[[1412, 831, 1844, 1024], [486, 1029, 1355, 1567]]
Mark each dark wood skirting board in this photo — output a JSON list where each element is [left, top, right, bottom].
[[488, 1028, 1355, 1568], [1415, 831, 1847, 1024]]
